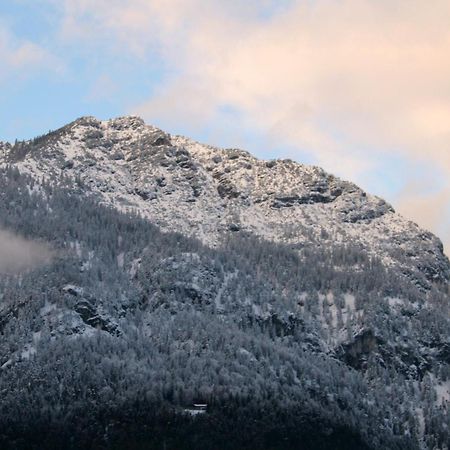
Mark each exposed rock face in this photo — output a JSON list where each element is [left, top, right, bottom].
[[73, 300, 119, 335], [1, 115, 447, 291], [0, 141, 11, 157], [62, 285, 120, 336], [340, 329, 379, 370]]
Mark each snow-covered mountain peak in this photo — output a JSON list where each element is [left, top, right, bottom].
[[1, 116, 449, 289], [71, 115, 145, 130]]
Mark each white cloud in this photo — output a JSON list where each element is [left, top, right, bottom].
[[85, 73, 118, 102], [0, 229, 53, 275], [0, 25, 60, 80]]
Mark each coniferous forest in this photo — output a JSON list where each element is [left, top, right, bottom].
[[0, 162, 449, 449]]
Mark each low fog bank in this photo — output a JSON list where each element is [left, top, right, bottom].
[[0, 229, 53, 275]]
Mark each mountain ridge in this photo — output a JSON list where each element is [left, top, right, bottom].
[[1, 115, 448, 291], [0, 116, 449, 449]]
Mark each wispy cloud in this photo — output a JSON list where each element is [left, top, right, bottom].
[[0, 25, 61, 80], [396, 176, 450, 254], [85, 73, 118, 102], [0, 229, 53, 275]]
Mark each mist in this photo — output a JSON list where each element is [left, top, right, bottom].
[[0, 228, 53, 275]]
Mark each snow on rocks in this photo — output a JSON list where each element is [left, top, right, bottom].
[[1, 116, 448, 290]]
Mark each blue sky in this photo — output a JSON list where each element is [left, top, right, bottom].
[[0, 2, 164, 140], [1, 0, 449, 250]]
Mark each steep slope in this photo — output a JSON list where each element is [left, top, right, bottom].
[[2, 116, 447, 291], [0, 118, 449, 449]]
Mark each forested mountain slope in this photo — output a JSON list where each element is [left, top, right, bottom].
[[3, 116, 448, 290], [0, 117, 449, 449]]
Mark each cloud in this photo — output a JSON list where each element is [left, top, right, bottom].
[[0, 25, 60, 80], [0, 229, 53, 275], [396, 179, 450, 254], [85, 74, 118, 102], [53, 0, 450, 248]]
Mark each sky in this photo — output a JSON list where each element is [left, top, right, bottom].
[[0, 0, 449, 252]]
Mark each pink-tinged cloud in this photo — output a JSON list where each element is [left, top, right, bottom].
[[0, 26, 61, 80], [85, 73, 118, 102], [55, 0, 450, 251], [396, 179, 450, 255]]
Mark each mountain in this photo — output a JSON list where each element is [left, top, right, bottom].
[[0, 117, 449, 449], [4, 116, 448, 289]]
